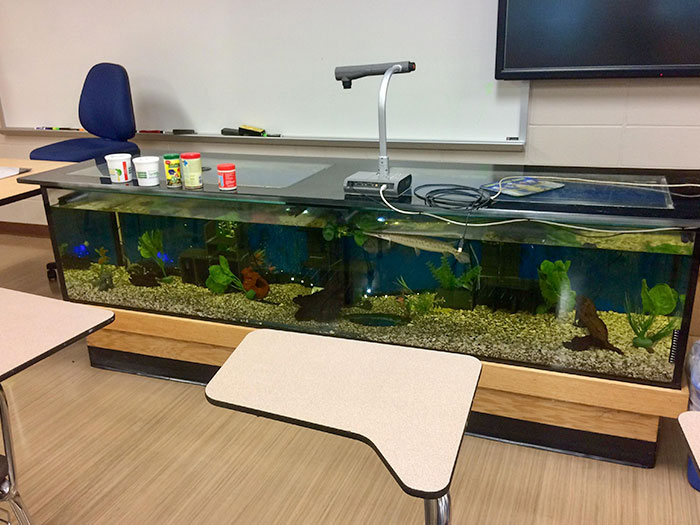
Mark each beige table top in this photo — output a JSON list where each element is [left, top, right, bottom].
[[0, 158, 73, 205], [680, 411, 700, 465], [0, 288, 113, 381], [206, 329, 482, 499]]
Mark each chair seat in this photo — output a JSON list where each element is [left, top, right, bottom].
[[30, 138, 139, 162]]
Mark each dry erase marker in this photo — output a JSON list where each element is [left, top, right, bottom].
[[139, 130, 164, 133]]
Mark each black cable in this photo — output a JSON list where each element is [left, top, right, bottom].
[[413, 184, 492, 211]]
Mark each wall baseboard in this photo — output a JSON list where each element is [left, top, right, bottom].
[[0, 221, 49, 237]]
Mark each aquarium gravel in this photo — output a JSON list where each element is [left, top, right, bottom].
[[65, 268, 675, 383]]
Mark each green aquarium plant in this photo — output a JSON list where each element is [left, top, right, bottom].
[[322, 213, 386, 248], [138, 230, 173, 283], [396, 276, 442, 317], [427, 255, 481, 309], [90, 247, 114, 291], [537, 259, 576, 317], [626, 280, 683, 350], [206, 256, 256, 299]]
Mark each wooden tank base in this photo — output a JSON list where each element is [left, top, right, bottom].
[[87, 308, 689, 467]]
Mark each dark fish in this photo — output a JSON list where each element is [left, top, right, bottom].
[[293, 277, 345, 321], [564, 295, 623, 355]]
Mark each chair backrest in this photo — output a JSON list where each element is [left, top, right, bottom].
[[78, 63, 136, 141]]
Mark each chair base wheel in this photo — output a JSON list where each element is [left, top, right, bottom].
[[46, 262, 57, 281]]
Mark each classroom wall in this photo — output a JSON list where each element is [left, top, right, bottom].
[[2, 77, 700, 226], [4, 78, 700, 166]]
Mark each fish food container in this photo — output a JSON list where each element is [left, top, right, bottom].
[[217, 163, 237, 191], [132, 156, 160, 187], [163, 154, 182, 188], [104, 153, 134, 183], [181, 152, 202, 190]]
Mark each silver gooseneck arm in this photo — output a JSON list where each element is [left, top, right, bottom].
[[378, 64, 402, 178]]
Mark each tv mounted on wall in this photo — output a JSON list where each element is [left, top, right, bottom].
[[496, 0, 700, 80]]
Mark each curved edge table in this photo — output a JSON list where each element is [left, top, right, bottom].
[[0, 288, 114, 524], [206, 329, 482, 525]]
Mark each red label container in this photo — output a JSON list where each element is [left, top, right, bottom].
[[217, 163, 237, 191]]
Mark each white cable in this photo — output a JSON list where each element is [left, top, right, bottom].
[[378, 184, 689, 234]]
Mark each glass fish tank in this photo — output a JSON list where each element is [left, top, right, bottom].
[[23, 153, 700, 388]]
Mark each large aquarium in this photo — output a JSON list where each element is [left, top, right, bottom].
[[28, 154, 700, 388]]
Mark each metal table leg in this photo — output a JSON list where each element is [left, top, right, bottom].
[[0, 385, 31, 525], [424, 492, 450, 525]]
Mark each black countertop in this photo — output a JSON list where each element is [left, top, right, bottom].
[[18, 151, 700, 228]]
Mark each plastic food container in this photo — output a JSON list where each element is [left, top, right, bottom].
[[163, 154, 182, 188], [217, 163, 237, 191], [104, 153, 134, 183], [132, 156, 160, 187], [181, 152, 202, 190]]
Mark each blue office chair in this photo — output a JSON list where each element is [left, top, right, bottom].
[[30, 63, 140, 162]]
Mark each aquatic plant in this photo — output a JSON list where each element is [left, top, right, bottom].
[[537, 260, 576, 317], [643, 242, 693, 255], [626, 280, 682, 349], [89, 247, 114, 291], [322, 213, 386, 248], [546, 228, 582, 248], [210, 221, 239, 254], [206, 256, 255, 298], [95, 247, 109, 265], [241, 267, 270, 299], [428, 255, 481, 291], [138, 230, 171, 280], [395, 276, 442, 317]]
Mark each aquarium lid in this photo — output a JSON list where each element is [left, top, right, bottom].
[[17, 151, 700, 225]]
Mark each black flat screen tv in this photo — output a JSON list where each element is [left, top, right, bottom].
[[496, 0, 700, 80]]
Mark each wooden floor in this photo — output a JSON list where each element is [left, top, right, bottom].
[[3, 232, 700, 524]]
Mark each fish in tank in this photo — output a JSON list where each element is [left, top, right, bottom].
[[49, 192, 693, 387]]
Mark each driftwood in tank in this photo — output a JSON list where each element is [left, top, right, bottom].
[[293, 277, 345, 321], [564, 295, 624, 355]]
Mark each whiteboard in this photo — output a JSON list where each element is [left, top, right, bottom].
[[0, 0, 528, 143]]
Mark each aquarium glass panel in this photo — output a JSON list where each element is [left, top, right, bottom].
[[49, 188, 695, 387]]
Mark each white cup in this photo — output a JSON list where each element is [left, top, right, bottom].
[[104, 153, 134, 183], [132, 156, 161, 187]]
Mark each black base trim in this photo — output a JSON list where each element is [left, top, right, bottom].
[[466, 412, 657, 468], [88, 347, 659, 468], [88, 346, 218, 385]]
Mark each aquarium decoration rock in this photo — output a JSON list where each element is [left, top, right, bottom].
[[60, 241, 93, 270], [293, 278, 345, 321], [344, 313, 409, 327], [127, 263, 160, 287], [241, 267, 270, 300], [626, 280, 682, 350], [537, 260, 576, 317], [564, 296, 623, 354]]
